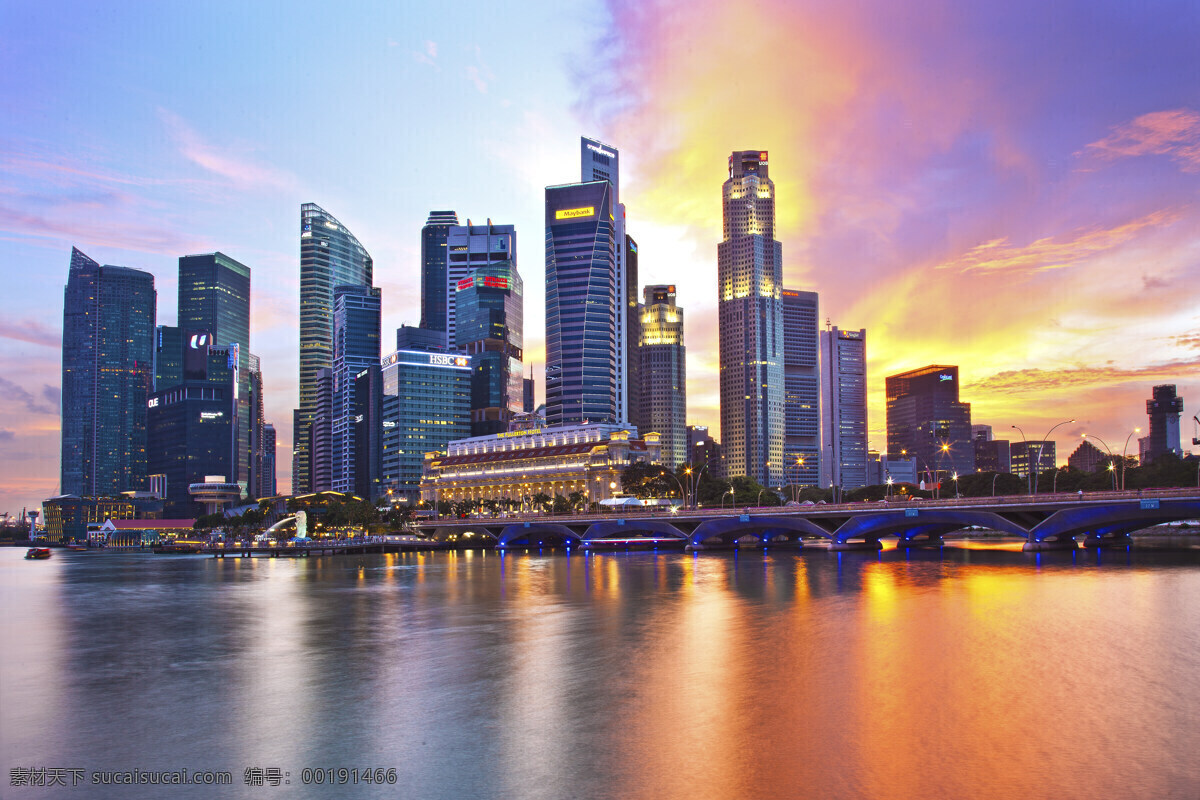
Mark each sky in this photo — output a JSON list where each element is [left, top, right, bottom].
[[2, 0, 1199, 513]]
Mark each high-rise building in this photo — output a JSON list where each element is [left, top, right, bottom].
[[446, 221, 516, 350], [61, 247, 156, 497], [1067, 439, 1106, 473], [545, 179, 618, 426], [687, 426, 719, 468], [259, 423, 277, 498], [820, 327, 868, 491], [310, 367, 335, 493], [718, 150, 784, 486], [454, 260, 524, 436], [331, 286, 382, 493], [783, 290, 820, 487], [973, 425, 1012, 473], [154, 325, 183, 391], [419, 210, 459, 338], [176, 252, 254, 494], [397, 324, 450, 353], [523, 372, 535, 413], [294, 204, 373, 494], [1145, 385, 1184, 464], [1011, 441, 1056, 479], [353, 366, 383, 500], [380, 349, 472, 503], [623, 234, 640, 426], [636, 285, 687, 469], [885, 365, 975, 481]]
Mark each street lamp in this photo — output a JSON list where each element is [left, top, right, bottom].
[[886, 476, 893, 501], [935, 442, 951, 500], [1082, 433, 1117, 491], [1033, 419, 1074, 494], [952, 472, 959, 498], [722, 485, 734, 510], [1121, 427, 1141, 491], [661, 469, 686, 507], [1011, 425, 1030, 494]]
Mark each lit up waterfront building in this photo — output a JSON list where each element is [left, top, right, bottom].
[[61, 247, 156, 497], [717, 150, 784, 485], [886, 365, 975, 480], [294, 203, 373, 494], [380, 349, 472, 503], [820, 326, 868, 491], [783, 289, 820, 488], [545, 179, 618, 426], [636, 285, 686, 469], [454, 260, 524, 436], [420, 424, 661, 509]]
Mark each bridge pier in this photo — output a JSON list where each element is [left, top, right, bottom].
[[1022, 538, 1080, 552], [830, 539, 882, 552], [1083, 533, 1133, 548]]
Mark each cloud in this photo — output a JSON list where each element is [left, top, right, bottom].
[[157, 108, 299, 191], [0, 377, 58, 415], [465, 46, 494, 94], [0, 318, 58, 347], [932, 209, 1181, 275], [1080, 109, 1200, 172], [0, 430, 13, 442], [412, 39, 439, 68], [965, 359, 1200, 396]]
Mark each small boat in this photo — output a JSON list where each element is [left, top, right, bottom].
[[25, 547, 52, 560], [66, 543, 88, 551]]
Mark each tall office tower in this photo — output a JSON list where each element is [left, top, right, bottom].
[[154, 325, 183, 391], [636, 285, 687, 469], [177, 252, 252, 492], [397, 324, 450, 353], [819, 327, 868, 491], [886, 365, 975, 480], [247, 354, 266, 499], [545, 179, 618, 426], [687, 425, 717, 466], [973, 425, 1012, 474], [718, 150, 784, 485], [380, 349, 472, 502], [419, 210, 459, 337], [294, 203, 373, 494], [61, 247, 156, 497], [259, 423, 277, 498], [1010, 441, 1056, 479], [454, 261, 524, 436], [331, 286, 382, 493], [310, 367, 335, 493], [782, 290, 820, 487], [446, 221, 517, 350], [1145, 384, 1184, 464], [353, 366, 383, 499], [523, 372, 535, 413], [579, 136, 634, 424]]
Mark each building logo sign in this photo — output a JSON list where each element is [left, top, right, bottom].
[[840, 331, 861, 339], [482, 276, 508, 289], [147, 397, 159, 408], [939, 373, 954, 382], [555, 206, 595, 220], [429, 354, 469, 367], [759, 151, 769, 162], [586, 143, 616, 159], [200, 411, 224, 420], [189, 333, 210, 349], [456, 277, 474, 291]]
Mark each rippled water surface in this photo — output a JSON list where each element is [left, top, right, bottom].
[[3, 543, 1200, 799]]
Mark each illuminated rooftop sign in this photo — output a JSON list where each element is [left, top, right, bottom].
[[555, 206, 594, 220], [939, 374, 954, 381], [586, 143, 616, 159]]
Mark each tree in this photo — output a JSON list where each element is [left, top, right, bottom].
[[568, 490, 587, 513], [531, 493, 552, 513], [621, 462, 674, 499], [552, 494, 570, 514]]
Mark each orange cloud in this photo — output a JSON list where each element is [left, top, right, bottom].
[[1080, 108, 1200, 172]]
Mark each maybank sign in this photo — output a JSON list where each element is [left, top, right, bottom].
[[586, 143, 616, 159], [555, 206, 594, 220]]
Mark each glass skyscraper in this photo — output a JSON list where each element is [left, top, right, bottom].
[[545, 180, 618, 427], [820, 327, 868, 492], [446, 221, 516, 350], [886, 365, 975, 480], [454, 261, 524, 436], [294, 203, 373, 493], [419, 210, 459, 340], [717, 151, 784, 486], [61, 247, 156, 497], [637, 285, 687, 469], [783, 289, 820, 487], [331, 285, 382, 493]]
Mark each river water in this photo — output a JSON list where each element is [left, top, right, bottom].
[[2, 542, 1199, 799]]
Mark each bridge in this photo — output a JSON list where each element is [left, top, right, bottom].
[[413, 489, 1200, 552]]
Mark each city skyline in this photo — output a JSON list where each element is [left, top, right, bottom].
[[3, 1, 1199, 513]]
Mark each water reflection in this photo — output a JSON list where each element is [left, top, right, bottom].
[[2, 545, 1200, 799]]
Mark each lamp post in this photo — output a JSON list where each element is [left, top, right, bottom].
[[722, 485, 734, 510], [661, 469, 687, 507], [685, 457, 716, 510], [886, 476, 893, 501], [991, 472, 1000, 497], [935, 442, 951, 500], [952, 472, 959, 498], [1121, 428, 1141, 491], [1011, 425, 1030, 494], [1082, 433, 1117, 491], [1033, 419, 1073, 495]]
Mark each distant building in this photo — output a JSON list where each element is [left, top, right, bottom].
[[783, 290, 820, 487], [446, 220, 517, 351], [397, 324, 450, 353], [454, 258, 524, 436], [419, 210, 459, 338], [259, 423, 277, 498], [820, 326, 868, 491], [973, 426, 1011, 473], [523, 373, 535, 414], [886, 365, 975, 481], [868, 453, 918, 486], [42, 495, 135, 543], [636, 285, 687, 469], [688, 426, 720, 468], [1011, 441, 1056, 479], [1068, 439, 1106, 473], [331, 286, 382, 493], [61, 247, 156, 498], [1145, 385, 1184, 463]]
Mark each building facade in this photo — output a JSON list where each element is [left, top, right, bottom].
[[419, 210, 459, 338], [294, 203, 373, 494], [545, 180, 618, 427], [1145, 384, 1184, 464], [454, 260, 524, 436], [783, 290, 820, 487], [331, 286, 382, 493], [1010, 441, 1057, 480], [446, 221, 517, 350], [718, 150, 784, 486], [1067, 439, 1106, 473], [61, 247, 156, 497], [636, 285, 687, 469], [420, 424, 661, 509], [885, 365, 975, 481], [380, 349, 472, 503], [820, 327, 868, 491]]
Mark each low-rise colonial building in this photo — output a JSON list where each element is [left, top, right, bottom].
[[420, 424, 661, 509]]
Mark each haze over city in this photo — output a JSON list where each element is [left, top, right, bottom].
[[2, 0, 1199, 513]]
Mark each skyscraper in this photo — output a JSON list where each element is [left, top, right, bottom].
[[636, 285, 687, 469], [419, 210, 459, 339], [294, 203, 373, 494], [718, 150, 784, 486], [446, 221, 517, 351], [545, 180, 618, 426], [61, 247, 156, 497], [331, 285, 382, 493], [454, 260, 524, 436], [1145, 384, 1184, 464], [783, 290, 820, 487], [819, 327, 868, 492], [886, 365, 975, 481]]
